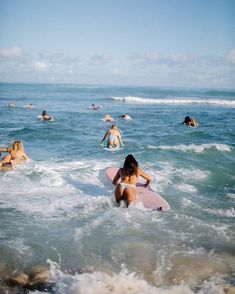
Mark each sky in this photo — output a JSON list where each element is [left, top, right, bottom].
[[0, 0, 235, 88]]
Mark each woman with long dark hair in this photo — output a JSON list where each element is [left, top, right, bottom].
[[112, 154, 151, 206]]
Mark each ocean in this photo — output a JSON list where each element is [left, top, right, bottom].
[[0, 83, 234, 293]]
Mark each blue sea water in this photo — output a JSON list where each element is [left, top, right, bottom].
[[0, 83, 234, 293]]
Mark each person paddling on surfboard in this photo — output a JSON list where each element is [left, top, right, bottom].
[[0, 140, 29, 170], [112, 154, 151, 206], [101, 124, 123, 149]]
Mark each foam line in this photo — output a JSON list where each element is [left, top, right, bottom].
[[111, 96, 235, 107]]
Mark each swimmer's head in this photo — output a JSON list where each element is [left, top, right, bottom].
[[10, 140, 24, 152], [42, 110, 47, 116], [111, 125, 118, 130], [182, 116, 191, 124]]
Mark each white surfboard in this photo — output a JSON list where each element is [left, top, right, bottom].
[[106, 167, 171, 211]]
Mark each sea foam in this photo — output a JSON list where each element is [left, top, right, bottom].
[[203, 207, 235, 218], [111, 96, 235, 107], [46, 259, 232, 294], [148, 143, 232, 153]]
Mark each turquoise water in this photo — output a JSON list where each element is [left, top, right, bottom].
[[0, 83, 235, 293]]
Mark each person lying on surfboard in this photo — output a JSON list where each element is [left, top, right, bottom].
[[101, 124, 123, 149], [112, 154, 151, 206], [118, 113, 132, 120], [0, 140, 29, 170], [104, 114, 115, 122]]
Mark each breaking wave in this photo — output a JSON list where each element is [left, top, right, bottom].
[[110, 96, 235, 107], [147, 143, 232, 153]]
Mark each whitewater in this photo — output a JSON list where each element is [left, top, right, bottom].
[[0, 84, 234, 293]]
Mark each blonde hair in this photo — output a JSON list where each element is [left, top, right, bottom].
[[111, 125, 118, 130], [11, 141, 24, 152]]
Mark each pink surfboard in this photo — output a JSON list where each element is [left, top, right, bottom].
[[106, 167, 171, 211]]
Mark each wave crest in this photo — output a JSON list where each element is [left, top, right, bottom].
[[110, 96, 235, 107], [147, 143, 232, 153]]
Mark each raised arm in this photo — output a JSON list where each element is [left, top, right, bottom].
[[0, 153, 12, 164], [139, 168, 151, 188], [101, 130, 109, 145], [0, 147, 9, 153], [117, 135, 124, 147], [112, 168, 121, 186]]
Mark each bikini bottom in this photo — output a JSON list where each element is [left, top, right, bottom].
[[119, 182, 136, 192]]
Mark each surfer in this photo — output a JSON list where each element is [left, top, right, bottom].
[[181, 116, 198, 127], [101, 125, 124, 149], [118, 114, 132, 120], [104, 114, 115, 122], [25, 103, 33, 109], [41, 110, 54, 121], [8, 102, 16, 108], [90, 103, 101, 111], [0, 140, 29, 169], [112, 154, 151, 206]]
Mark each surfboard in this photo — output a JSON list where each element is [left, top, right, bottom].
[[106, 167, 171, 211], [103, 146, 120, 152], [38, 115, 55, 121]]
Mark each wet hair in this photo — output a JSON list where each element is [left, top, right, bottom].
[[11, 140, 24, 152], [123, 154, 138, 177], [42, 110, 47, 116], [182, 116, 191, 124], [111, 124, 118, 130]]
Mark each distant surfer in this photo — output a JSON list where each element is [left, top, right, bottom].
[[101, 124, 123, 149], [40, 110, 54, 121], [112, 154, 151, 206], [181, 116, 198, 127], [90, 103, 101, 111], [25, 103, 33, 109], [118, 114, 132, 120], [103, 114, 115, 122], [8, 102, 15, 108]]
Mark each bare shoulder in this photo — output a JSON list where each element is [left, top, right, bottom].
[[138, 168, 144, 175]]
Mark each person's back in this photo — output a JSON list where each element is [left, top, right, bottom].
[[119, 167, 140, 185], [101, 125, 123, 148], [104, 114, 114, 122], [112, 154, 151, 206], [108, 128, 119, 137]]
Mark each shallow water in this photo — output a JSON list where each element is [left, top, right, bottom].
[[0, 83, 235, 293]]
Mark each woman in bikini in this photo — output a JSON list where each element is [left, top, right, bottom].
[[112, 154, 151, 206], [0, 140, 29, 169], [101, 125, 123, 149]]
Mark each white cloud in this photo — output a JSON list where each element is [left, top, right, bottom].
[[0, 46, 25, 59], [34, 62, 48, 72], [111, 68, 127, 77], [130, 51, 161, 64], [227, 49, 235, 65], [143, 52, 161, 62], [90, 54, 110, 65], [169, 53, 196, 63]]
